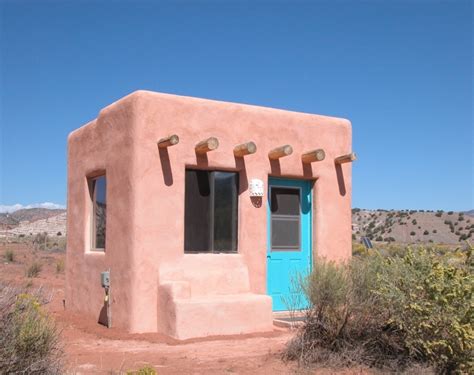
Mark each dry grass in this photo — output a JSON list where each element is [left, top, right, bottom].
[[4, 249, 14, 262], [26, 261, 42, 278]]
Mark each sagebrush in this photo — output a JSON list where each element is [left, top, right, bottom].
[[0, 284, 63, 374]]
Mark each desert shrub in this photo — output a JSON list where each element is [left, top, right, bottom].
[[423, 230, 429, 235], [383, 243, 407, 258], [55, 259, 65, 274], [0, 284, 63, 374], [285, 255, 406, 369], [448, 211, 453, 215], [352, 242, 366, 256], [26, 262, 42, 278], [56, 232, 62, 236], [4, 249, 14, 262], [433, 229, 437, 234], [412, 219, 417, 225], [435, 211, 443, 217], [285, 247, 473, 373], [376, 235, 383, 241], [410, 231, 416, 236], [127, 365, 157, 375], [50, 237, 67, 252]]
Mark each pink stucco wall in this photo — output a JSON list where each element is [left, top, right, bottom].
[[65, 90, 353, 339]]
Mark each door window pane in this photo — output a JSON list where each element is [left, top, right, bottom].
[[271, 217, 300, 250], [271, 187, 300, 215], [185, 170, 239, 253], [270, 187, 300, 251]]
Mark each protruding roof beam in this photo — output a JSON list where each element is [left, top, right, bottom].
[[234, 141, 257, 157], [195, 137, 219, 154], [335, 152, 357, 164], [302, 149, 325, 164], [157, 134, 179, 148], [268, 145, 293, 160]]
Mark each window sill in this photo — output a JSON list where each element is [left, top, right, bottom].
[[184, 251, 238, 255]]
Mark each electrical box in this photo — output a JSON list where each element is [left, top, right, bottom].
[[101, 271, 110, 288], [249, 179, 264, 197]]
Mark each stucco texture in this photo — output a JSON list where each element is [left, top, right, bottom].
[[66, 90, 353, 339]]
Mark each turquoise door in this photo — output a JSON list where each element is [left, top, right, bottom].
[[267, 177, 312, 311]]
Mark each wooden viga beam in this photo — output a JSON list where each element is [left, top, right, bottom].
[[335, 152, 357, 164], [157, 134, 179, 148], [301, 149, 326, 164], [233, 141, 257, 157], [268, 145, 293, 160], [195, 137, 219, 154]]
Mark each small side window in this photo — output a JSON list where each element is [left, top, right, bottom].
[[88, 175, 107, 251]]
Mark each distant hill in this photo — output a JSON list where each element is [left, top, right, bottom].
[[464, 209, 474, 217], [0, 208, 65, 226], [353, 209, 473, 245], [1, 207, 472, 244], [0, 208, 66, 237]]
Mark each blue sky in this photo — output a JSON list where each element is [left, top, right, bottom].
[[0, 0, 472, 211]]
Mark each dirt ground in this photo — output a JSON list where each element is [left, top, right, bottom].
[[0, 243, 369, 374]]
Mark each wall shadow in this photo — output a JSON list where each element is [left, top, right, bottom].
[[269, 159, 281, 175], [234, 157, 248, 194], [159, 147, 173, 186], [195, 153, 209, 168], [97, 301, 108, 327], [250, 196, 262, 208], [335, 164, 346, 196], [302, 162, 313, 178]]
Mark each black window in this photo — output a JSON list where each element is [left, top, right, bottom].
[[185, 169, 238, 253], [270, 187, 300, 251], [89, 175, 106, 250]]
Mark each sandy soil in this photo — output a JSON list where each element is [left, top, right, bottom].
[[0, 243, 369, 374]]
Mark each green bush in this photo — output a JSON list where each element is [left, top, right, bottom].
[[0, 284, 63, 373], [285, 247, 473, 373], [4, 249, 14, 262], [374, 247, 473, 373]]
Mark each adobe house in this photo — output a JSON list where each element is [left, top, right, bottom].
[[65, 90, 354, 340]]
